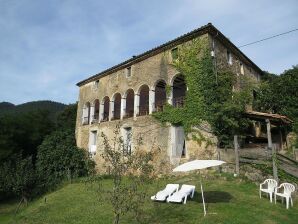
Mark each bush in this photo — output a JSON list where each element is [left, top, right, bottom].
[[36, 130, 95, 192]]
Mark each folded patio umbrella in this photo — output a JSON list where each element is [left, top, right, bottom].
[[173, 160, 226, 216]]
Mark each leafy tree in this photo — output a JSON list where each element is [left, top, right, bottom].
[[0, 154, 35, 204], [36, 130, 94, 191], [56, 103, 78, 130], [254, 66, 298, 146], [0, 110, 55, 162], [97, 126, 155, 224]]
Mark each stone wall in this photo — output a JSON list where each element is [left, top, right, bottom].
[[75, 32, 262, 174]]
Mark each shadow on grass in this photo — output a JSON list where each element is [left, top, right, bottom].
[[194, 191, 233, 203]]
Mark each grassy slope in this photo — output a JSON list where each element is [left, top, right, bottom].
[[1, 174, 297, 224]]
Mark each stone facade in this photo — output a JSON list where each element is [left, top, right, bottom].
[[75, 24, 262, 172]]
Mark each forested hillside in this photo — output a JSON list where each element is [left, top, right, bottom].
[[0, 100, 66, 120]]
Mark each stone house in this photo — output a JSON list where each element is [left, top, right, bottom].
[[75, 23, 263, 172]]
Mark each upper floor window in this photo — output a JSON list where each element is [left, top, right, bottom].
[[126, 67, 132, 78], [240, 63, 244, 75], [93, 80, 99, 90], [171, 48, 178, 60], [227, 50, 232, 65]]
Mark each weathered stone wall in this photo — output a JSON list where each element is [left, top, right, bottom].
[[75, 32, 262, 173]]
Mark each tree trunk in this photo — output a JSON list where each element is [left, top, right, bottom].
[[234, 135, 240, 176], [114, 213, 120, 224]]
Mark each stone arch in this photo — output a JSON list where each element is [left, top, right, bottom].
[[101, 96, 110, 121], [124, 89, 134, 118], [112, 93, 121, 120], [154, 79, 167, 112], [92, 99, 100, 122], [172, 74, 186, 107], [82, 102, 91, 124], [137, 84, 150, 116]]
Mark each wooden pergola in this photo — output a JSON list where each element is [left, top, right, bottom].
[[233, 110, 292, 180]]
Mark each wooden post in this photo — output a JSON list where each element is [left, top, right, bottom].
[[234, 135, 240, 176], [266, 119, 278, 181]]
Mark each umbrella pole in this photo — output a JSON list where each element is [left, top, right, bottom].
[[200, 173, 207, 216]]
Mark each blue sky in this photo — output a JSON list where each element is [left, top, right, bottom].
[[0, 0, 297, 105]]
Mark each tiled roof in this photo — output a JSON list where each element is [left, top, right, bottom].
[[77, 23, 263, 86]]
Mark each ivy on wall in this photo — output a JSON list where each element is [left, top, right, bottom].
[[153, 38, 255, 147]]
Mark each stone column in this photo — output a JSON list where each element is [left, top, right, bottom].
[[109, 101, 114, 121], [134, 94, 139, 118], [121, 98, 126, 120], [99, 103, 104, 122], [266, 119, 278, 181], [149, 89, 155, 114], [90, 103, 95, 124], [167, 86, 173, 105]]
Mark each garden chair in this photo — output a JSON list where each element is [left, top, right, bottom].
[[167, 184, 195, 204], [259, 179, 278, 203], [274, 183, 295, 209], [151, 184, 179, 201]]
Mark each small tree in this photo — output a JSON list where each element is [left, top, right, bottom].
[[97, 126, 155, 224]]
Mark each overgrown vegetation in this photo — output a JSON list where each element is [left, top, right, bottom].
[[92, 126, 155, 224], [153, 38, 254, 147], [0, 103, 94, 204], [254, 66, 298, 147]]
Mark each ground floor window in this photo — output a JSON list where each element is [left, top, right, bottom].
[[89, 131, 97, 157]]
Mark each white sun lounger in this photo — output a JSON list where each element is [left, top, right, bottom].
[[167, 184, 195, 204], [151, 184, 179, 201]]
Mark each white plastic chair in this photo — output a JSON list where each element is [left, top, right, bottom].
[[167, 184, 195, 204], [259, 179, 278, 203], [151, 184, 179, 201], [274, 183, 295, 209]]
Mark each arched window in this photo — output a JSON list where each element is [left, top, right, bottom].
[[172, 75, 186, 108], [155, 80, 167, 112], [125, 89, 134, 118], [102, 96, 110, 121], [82, 102, 90, 125], [92, 99, 100, 122], [138, 85, 149, 116], [112, 93, 121, 120]]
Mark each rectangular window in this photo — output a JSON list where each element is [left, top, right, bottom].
[[126, 67, 132, 78], [171, 48, 178, 60], [89, 131, 97, 156], [92, 80, 99, 90], [227, 50, 232, 65], [240, 63, 244, 75], [123, 127, 132, 155]]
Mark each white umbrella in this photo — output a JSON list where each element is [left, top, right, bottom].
[[173, 160, 226, 216]]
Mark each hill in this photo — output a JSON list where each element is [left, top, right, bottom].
[[0, 100, 67, 120], [0, 174, 297, 224]]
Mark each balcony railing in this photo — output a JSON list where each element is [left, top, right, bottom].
[[137, 107, 149, 116], [154, 100, 166, 112], [123, 111, 134, 119], [91, 114, 99, 123], [173, 96, 185, 108]]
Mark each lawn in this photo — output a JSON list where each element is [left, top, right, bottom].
[[1, 173, 297, 224]]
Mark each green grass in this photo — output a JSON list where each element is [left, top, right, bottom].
[[1, 174, 297, 224]]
